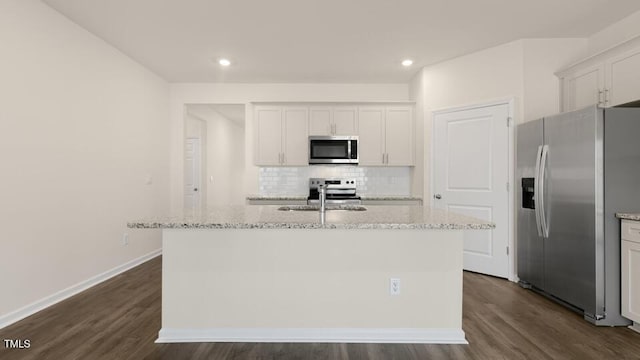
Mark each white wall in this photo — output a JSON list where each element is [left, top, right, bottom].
[[414, 40, 525, 202], [412, 38, 585, 199], [522, 39, 588, 122], [588, 10, 640, 56], [0, 0, 170, 325], [169, 84, 410, 214]]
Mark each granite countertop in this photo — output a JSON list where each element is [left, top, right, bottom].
[[128, 205, 494, 230], [360, 196, 423, 201], [246, 195, 308, 200], [616, 213, 640, 221], [246, 195, 423, 201]]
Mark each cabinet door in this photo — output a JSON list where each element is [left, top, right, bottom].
[[385, 107, 414, 166], [566, 64, 605, 111], [606, 48, 640, 107], [255, 107, 282, 166], [622, 238, 640, 323], [309, 107, 331, 136], [333, 106, 358, 135], [282, 107, 309, 165], [358, 106, 385, 166]]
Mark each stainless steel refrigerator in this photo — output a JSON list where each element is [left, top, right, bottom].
[[517, 105, 640, 326]]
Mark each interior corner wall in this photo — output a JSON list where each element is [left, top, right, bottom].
[[0, 0, 170, 324], [587, 10, 640, 56], [522, 38, 587, 122], [169, 83, 410, 215]]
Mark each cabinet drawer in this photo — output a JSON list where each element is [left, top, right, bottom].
[[622, 220, 640, 244]]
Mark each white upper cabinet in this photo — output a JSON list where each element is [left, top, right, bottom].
[[358, 105, 414, 166], [332, 106, 358, 135], [558, 40, 640, 111], [385, 107, 413, 166], [358, 106, 386, 166], [282, 107, 309, 166], [257, 103, 413, 167], [606, 47, 640, 107], [255, 106, 308, 166], [562, 64, 605, 111], [255, 106, 283, 166], [308, 107, 332, 136], [308, 106, 358, 136]]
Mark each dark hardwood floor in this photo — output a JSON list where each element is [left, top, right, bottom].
[[2, 257, 639, 360]]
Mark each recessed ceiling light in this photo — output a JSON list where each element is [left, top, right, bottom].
[[219, 58, 231, 66], [402, 59, 413, 67]]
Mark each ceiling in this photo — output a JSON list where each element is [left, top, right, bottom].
[[43, 0, 640, 83]]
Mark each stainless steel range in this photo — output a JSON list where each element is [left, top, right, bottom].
[[307, 178, 361, 205]]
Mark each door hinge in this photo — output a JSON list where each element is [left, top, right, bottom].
[[506, 246, 509, 255], [506, 117, 512, 127], [506, 182, 509, 191]]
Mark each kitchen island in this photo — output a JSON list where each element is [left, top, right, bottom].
[[129, 205, 493, 344]]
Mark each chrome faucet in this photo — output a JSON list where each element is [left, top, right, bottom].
[[318, 184, 327, 224], [318, 184, 327, 213]]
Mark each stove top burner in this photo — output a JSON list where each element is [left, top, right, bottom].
[[307, 178, 361, 205]]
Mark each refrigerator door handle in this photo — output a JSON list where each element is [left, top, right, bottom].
[[534, 145, 544, 237], [539, 145, 550, 238]]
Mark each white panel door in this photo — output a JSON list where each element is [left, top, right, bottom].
[[309, 107, 332, 136], [333, 106, 358, 135], [607, 48, 640, 107], [283, 107, 309, 165], [184, 138, 201, 214], [358, 106, 385, 166], [385, 106, 413, 166], [255, 107, 282, 165], [433, 104, 510, 278]]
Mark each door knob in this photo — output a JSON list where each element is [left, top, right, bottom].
[[434, 194, 442, 199], [194, 188, 198, 192]]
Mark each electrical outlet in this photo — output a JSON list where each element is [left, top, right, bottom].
[[122, 233, 129, 246], [390, 278, 400, 296]]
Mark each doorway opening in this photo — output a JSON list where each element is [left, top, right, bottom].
[[184, 104, 246, 213]]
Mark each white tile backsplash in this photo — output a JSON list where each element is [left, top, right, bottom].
[[259, 166, 411, 196]]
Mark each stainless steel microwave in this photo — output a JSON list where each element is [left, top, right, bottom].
[[308, 136, 358, 165]]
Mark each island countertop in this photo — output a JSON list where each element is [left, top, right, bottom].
[[128, 205, 494, 230], [245, 195, 424, 201]]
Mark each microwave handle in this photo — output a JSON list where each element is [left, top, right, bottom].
[[347, 140, 352, 160]]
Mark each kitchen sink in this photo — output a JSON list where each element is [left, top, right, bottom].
[[277, 205, 367, 211]]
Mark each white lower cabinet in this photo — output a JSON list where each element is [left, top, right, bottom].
[[622, 219, 640, 331]]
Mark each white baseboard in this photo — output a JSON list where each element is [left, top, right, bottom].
[[0, 248, 162, 330], [156, 328, 468, 344]]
